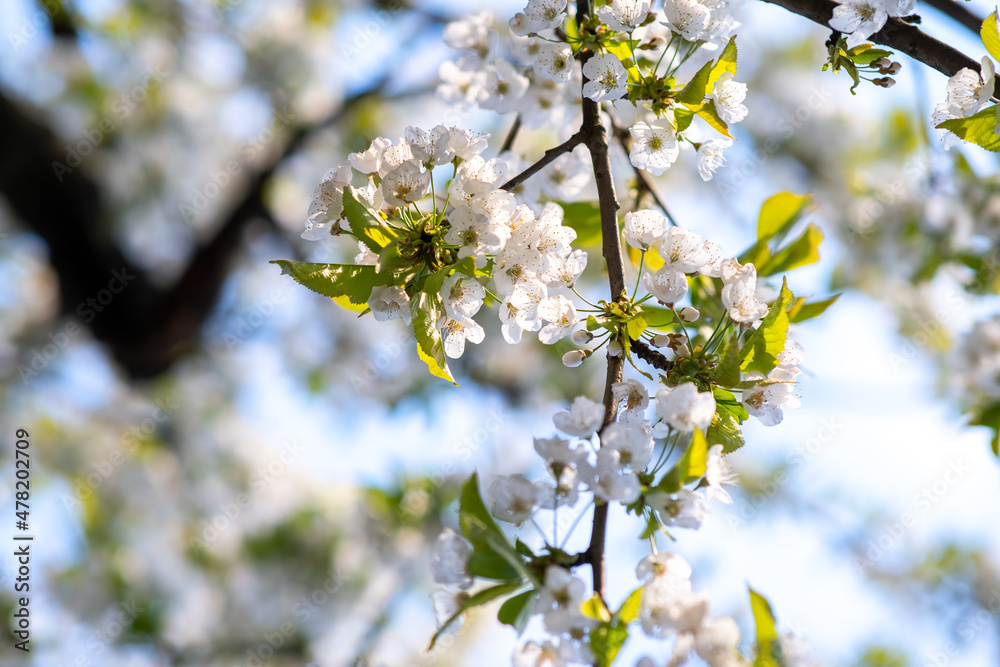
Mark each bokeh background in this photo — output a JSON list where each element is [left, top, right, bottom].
[[1, 0, 1000, 665]]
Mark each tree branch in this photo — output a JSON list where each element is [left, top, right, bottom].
[[921, 0, 983, 36], [576, 0, 629, 604], [758, 0, 981, 78], [631, 339, 674, 373], [500, 130, 586, 192]]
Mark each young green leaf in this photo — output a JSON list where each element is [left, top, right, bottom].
[[708, 388, 748, 453], [789, 293, 840, 323], [937, 105, 1000, 152], [982, 12, 1000, 64], [498, 589, 536, 633], [616, 587, 644, 624], [749, 587, 782, 667], [428, 581, 523, 649], [343, 186, 397, 253], [707, 36, 737, 91], [658, 427, 709, 492], [676, 60, 713, 105], [412, 287, 455, 384], [759, 224, 824, 276], [740, 278, 794, 376], [757, 192, 812, 242], [271, 260, 385, 306], [589, 621, 630, 667]]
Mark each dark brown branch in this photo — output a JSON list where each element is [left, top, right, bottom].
[[576, 0, 629, 604], [500, 114, 522, 153], [500, 131, 586, 191], [631, 339, 674, 373], [921, 0, 983, 36], [758, 0, 981, 78]]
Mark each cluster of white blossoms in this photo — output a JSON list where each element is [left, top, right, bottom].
[[828, 0, 915, 46], [743, 336, 803, 426], [439, 9, 580, 130], [301, 126, 588, 358], [634, 552, 741, 667], [622, 211, 771, 326], [439, 2, 745, 185], [932, 56, 997, 149]]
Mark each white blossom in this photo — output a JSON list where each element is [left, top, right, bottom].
[[535, 42, 575, 83], [348, 138, 392, 174], [537, 295, 578, 344], [720, 258, 768, 323], [829, 0, 890, 45], [381, 161, 430, 207], [554, 396, 605, 437], [368, 285, 412, 324], [600, 422, 654, 470], [405, 125, 452, 167], [645, 489, 709, 529], [447, 127, 490, 159], [581, 448, 641, 503], [629, 121, 680, 175], [443, 11, 496, 61], [705, 444, 738, 505], [442, 274, 486, 319], [490, 474, 540, 523], [697, 137, 732, 181], [302, 164, 352, 240], [659, 227, 710, 273], [708, 72, 748, 124], [482, 59, 531, 114], [655, 382, 716, 432], [644, 266, 689, 305], [596, 0, 651, 30], [431, 529, 472, 588], [624, 209, 670, 251], [582, 53, 629, 102], [661, 0, 712, 42], [442, 315, 485, 358]]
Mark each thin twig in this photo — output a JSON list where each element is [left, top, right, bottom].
[[920, 0, 982, 36], [631, 339, 674, 373], [500, 114, 522, 153], [758, 0, 986, 79], [501, 130, 586, 191]]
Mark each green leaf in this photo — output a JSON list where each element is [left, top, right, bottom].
[[757, 192, 812, 242], [676, 60, 713, 105], [759, 224, 824, 277], [617, 587, 644, 624], [740, 278, 794, 376], [558, 201, 603, 247], [458, 473, 522, 582], [709, 388, 747, 454], [626, 313, 648, 340], [412, 285, 455, 384], [429, 581, 523, 649], [970, 403, 1000, 457], [938, 105, 1000, 152], [674, 107, 695, 133], [847, 45, 893, 66], [343, 187, 396, 253], [844, 60, 861, 94], [983, 12, 1000, 64], [459, 472, 507, 548], [693, 99, 733, 139], [581, 595, 612, 623], [589, 621, 630, 667], [716, 333, 742, 388], [564, 13, 579, 47], [789, 293, 840, 323], [659, 427, 709, 492], [707, 36, 737, 91], [271, 260, 386, 307], [498, 589, 536, 634], [749, 587, 781, 667]]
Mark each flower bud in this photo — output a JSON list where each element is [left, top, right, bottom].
[[607, 341, 623, 357], [679, 306, 699, 322], [562, 349, 590, 367], [872, 57, 892, 69], [651, 334, 671, 348], [887, 61, 901, 75], [571, 329, 594, 345], [674, 343, 691, 358]]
